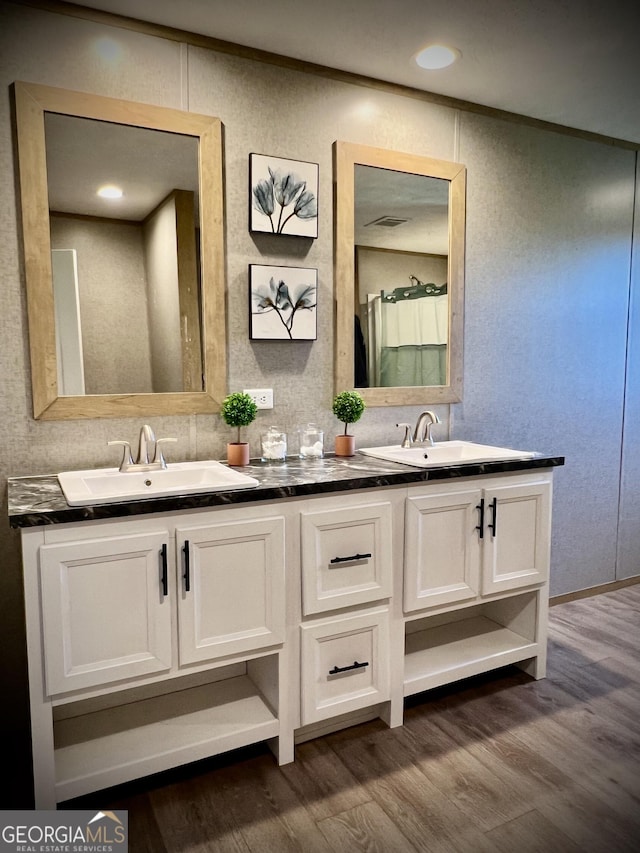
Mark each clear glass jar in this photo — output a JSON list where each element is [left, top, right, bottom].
[[298, 423, 324, 459], [261, 426, 287, 462]]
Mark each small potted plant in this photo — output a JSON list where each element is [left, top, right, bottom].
[[332, 390, 366, 457], [220, 392, 258, 466]]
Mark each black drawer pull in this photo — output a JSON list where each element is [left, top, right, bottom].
[[183, 539, 191, 592], [488, 496, 498, 536], [330, 552, 372, 565], [329, 660, 369, 675], [160, 543, 168, 597], [476, 498, 485, 539]]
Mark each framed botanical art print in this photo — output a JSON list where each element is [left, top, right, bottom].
[[250, 153, 319, 238], [250, 264, 318, 340]]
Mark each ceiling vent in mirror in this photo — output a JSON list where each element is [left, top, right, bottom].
[[364, 216, 409, 228]]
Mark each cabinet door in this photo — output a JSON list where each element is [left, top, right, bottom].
[[300, 501, 393, 615], [176, 516, 285, 665], [481, 480, 551, 595], [40, 532, 172, 695], [404, 488, 482, 612]]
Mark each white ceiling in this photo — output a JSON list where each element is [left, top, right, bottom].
[[65, 0, 640, 145], [45, 113, 199, 219]]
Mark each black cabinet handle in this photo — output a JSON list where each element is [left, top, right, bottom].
[[329, 660, 369, 675], [476, 498, 485, 539], [160, 543, 168, 596], [488, 497, 498, 536], [330, 552, 372, 565], [183, 540, 191, 592]]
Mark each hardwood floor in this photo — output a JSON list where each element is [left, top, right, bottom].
[[65, 586, 640, 852]]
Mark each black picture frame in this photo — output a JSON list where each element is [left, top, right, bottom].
[[249, 153, 319, 238], [249, 263, 318, 340]]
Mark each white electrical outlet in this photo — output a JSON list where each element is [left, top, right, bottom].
[[244, 388, 274, 409]]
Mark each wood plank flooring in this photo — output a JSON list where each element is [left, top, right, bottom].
[[65, 586, 640, 852]]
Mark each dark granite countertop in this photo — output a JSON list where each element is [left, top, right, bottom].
[[7, 452, 564, 528]]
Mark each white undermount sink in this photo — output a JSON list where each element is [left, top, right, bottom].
[[58, 460, 260, 506], [359, 440, 536, 468]]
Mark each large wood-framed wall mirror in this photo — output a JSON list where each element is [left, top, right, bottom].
[[14, 81, 226, 419], [334, 141, 466, 406]]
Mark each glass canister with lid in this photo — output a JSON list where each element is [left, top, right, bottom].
[[298, 423, 324, 459], [261, 426, 287, 462]]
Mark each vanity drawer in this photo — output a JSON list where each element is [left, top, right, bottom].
[[300, 608, 390, 725], [300, 501, 393, 615]]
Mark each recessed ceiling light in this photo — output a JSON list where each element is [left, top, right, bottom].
[[415, 44, 460, 70], [97, 184, 123, 199]]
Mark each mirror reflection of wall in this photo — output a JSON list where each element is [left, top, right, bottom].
[[353, 165, 450, 389], [50, 213, 152, 394], [44, 114, 202, 396], [51, 249, 85, 396]]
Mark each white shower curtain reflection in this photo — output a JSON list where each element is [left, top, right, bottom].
[[364, 292, 448, 387]]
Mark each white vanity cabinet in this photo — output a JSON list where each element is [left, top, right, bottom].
[[401, 472, 552, 700], [296, 493, 398, 730], [15, 463, 558, 808], [404, 475, 551, 611], [22, 505, 288, 808]]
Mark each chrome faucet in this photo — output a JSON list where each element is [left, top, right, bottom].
[[412, 410, 441, 446], [396, 411, 441, 447], [108, 424, 177, 473]]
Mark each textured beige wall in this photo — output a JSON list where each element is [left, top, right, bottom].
[[50, 215, 153, 393], [1, 1, 638, 806], [618, 156, 640, 579], [356, 249, 448, 303], [186, 44, 459, 446], [456, 111, 635, 594], [144, 195, 183, 392]]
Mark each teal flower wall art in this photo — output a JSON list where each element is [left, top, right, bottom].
[[250, 154, 318, 238], [250, 264, 318, 340]]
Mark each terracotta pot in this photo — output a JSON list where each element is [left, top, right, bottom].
[[227, 442, 250, 467], [334, 434, 356, 457]]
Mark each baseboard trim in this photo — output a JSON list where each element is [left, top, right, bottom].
[[550, 575, 640, 606]]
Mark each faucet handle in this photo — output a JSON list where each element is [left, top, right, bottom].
[[396, 423, 413, 448], [153, 437, 177, 468], [108, 440, 134, 472]]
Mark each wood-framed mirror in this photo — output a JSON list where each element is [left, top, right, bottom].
[[14, 81, 226, 419], [334, 141, 466, 406]]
